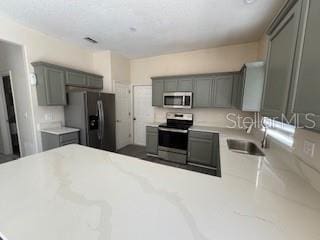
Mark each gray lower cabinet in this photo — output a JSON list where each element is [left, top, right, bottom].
[[41, 131, 79, 151], [33, 63, 67, 106], [146, 126, 158, 155], [152, 79, 164, 107], [261, 1, 302, 119], [234, 62, 265, 112], [66, 71, 87, 87], [213, 74, 234, 108], [193, 76, 214, 108], [188, 131, 220, 169]]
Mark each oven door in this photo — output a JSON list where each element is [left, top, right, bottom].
[[163, 92, 192, 109], [158, 128, 188, 153]]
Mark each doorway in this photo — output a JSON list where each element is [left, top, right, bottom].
[[115, 82, 131, 150], [133, 85, 154, 146], [0, 72, 20, 158]]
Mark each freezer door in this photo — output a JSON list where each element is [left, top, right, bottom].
[[86, 91, 100, 149], [99, 93, 116, 152]]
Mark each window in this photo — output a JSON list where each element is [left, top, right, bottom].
[[262, 117, 296, 148]]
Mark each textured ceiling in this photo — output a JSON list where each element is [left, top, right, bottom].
[[0, 0, 285, 58]]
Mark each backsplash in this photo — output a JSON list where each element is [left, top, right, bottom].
[[252, 127, 320, 192], [154, 108, 254, 128], [293, 128, 320, 173]]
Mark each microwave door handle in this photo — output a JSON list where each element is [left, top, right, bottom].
[[183, 96, 186, 106]]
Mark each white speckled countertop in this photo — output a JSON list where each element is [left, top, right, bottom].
[[0, 129, 320, 240], [40, 127, 80, 135]]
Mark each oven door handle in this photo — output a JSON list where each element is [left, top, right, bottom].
[[159, 127, 188, 134]]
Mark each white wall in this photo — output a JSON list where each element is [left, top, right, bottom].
[[0, 41, 34, 156], [131, 42, 260, 127], [111, 52, 131, 83], [0, 15, 113, 154]]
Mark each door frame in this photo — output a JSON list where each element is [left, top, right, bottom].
[[0, 70, 22, 155], [132, 84, 153, 146], [114, 81, 132, 150]]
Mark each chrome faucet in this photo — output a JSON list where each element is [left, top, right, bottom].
[[245, 122, 254, 134], [261, 123, 269, 149]]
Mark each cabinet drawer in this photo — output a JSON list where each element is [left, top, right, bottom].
[[60, 139, 79, 146], [146, 126, 158, 133], [189, 131, 213, 140], [59, 132, 79, 143]]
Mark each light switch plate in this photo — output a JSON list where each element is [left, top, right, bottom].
[[303, 140, 315, 158], [30, 73, 37, 85]]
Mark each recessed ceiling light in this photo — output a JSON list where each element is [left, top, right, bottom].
[[83, 37, 98, 44], [129, 27, 137, 32], [244, 0, 257, 4]]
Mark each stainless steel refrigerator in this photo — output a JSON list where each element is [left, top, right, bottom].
[[64, 91, 116, 152]]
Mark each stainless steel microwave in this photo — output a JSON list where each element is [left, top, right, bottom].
[[163, 92, 192, 109]]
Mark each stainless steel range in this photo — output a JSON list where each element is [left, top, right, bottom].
[[158, 113, 193, 164]]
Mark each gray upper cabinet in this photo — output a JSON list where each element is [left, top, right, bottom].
[[33, 63, 66, 106], [177, 78, 193, 91], [188, 131, 220, 169], [291, 0, 320, 115], [32, 62, 103, 106], [152, 73, 238, 109], [213, 74, 234, 108], [232, 72, 243, 109], [164, 79, 178, 92], [66, 71, 103, 89], [261, 1, 302, 119], [193, 76, 214, 108], [234, 62, 265, 112], [66, 71, 87, 87], [152, 79, 164, 107], [87, 75, 103, 89]]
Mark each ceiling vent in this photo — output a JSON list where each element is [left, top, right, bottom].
[[84, 37, 98, 44]]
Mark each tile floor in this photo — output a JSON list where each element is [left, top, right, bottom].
[[0, 154, 19, 165]]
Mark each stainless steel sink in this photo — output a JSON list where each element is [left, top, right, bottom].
[[227, 139, 265, 157]]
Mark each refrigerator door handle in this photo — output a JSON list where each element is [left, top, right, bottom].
[[97, 100, 105, 142], [97, 100, 102, 140]]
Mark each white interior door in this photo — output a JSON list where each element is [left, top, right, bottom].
[[115, 82, 131, 150], [133, 86, 154, 146]]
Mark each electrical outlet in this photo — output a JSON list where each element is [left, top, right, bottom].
[[303, 140, 315, 158], [44, 113, 53, 121]]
